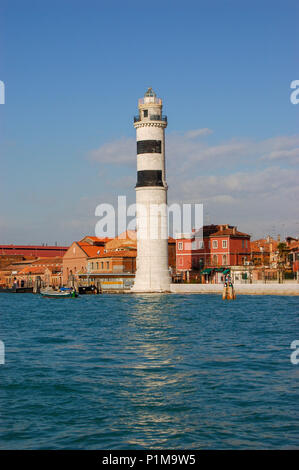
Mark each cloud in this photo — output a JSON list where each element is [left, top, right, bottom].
[[88, 131, 299, 238], [174, 167, 299, 200], [89, 137, 135, 165], [88, 128, 213, 167], [261, 147, 299, 164], [184, 128, 213, 138]]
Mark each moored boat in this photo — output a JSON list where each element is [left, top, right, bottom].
[[40, 288, 78, 298]]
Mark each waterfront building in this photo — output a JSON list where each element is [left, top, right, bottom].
[[175, 224, 251, 283], [250, 236, 279, 267], [131, 88, 170, 292], [0, 257, 63, 288], [62, 237, 108, 284], [62, 231, 176, 288], [0, 244, 68, 258]]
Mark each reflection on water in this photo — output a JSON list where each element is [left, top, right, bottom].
[[0, 293, 298, 449]]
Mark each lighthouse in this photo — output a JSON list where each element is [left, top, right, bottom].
[[131, 88, 171, 293]]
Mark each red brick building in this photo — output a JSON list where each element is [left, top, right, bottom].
[[175, 224, 251, 280], [0, 245, 68, 258]]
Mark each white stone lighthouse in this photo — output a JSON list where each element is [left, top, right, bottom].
[[131, 88, 171, 293]]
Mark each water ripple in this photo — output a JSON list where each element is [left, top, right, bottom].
[[0, 293, 298, 449]]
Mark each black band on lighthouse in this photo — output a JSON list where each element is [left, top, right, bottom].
[[136, 170, 163, 187], [137, 140, 161, 154]]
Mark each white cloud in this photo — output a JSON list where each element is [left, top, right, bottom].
[[261, 147, 299, 164], [184, 128, 213, 138], [89, 137, 135, 165], [88, 131, 299, 238], [173, 167, 298, 200]]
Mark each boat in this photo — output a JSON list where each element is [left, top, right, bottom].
[[40, 288, 78, 298]]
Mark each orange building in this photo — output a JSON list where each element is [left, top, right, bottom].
[[63, 231, 176, 286], [62, 235, 111, 283], [0, 257, 63, 288], [250, 236, 278, 267]]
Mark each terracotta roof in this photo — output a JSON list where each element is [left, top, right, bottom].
[[289, 242, 299, 251], [18, 266, 47, 275], [251, 238, 278, 252], [176, 225, 250, 239], [78, 244, 106, 258], [31, 257, 63, 266], [89, 250, 137, 259], [211, 228, 250, 237], [79, 236, 111, 245], [105, 231, 137, 251]]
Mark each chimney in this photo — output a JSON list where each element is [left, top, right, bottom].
[[232, 227, 236, 235]]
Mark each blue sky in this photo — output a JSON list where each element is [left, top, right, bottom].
[[0, 0, 298, 244]]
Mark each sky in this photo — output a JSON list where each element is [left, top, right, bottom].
[[0, 0, 298, 244]]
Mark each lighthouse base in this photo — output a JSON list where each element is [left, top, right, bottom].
[[131, 252, 171, 293], [131, 284, 171, 294], [131, 186, 171, 293]]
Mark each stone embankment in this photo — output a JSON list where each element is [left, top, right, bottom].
[[170, 283, 299, 295]]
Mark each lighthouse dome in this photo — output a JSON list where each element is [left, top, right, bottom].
[[144, 87, 156, 97]]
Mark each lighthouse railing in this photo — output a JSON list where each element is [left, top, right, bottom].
[[134, 115, 167, 123]]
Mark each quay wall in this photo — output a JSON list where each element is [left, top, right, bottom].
[[170, 283, 299, 296]]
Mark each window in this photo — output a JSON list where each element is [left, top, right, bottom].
[[101, 262, 104, 269], [212, 240, 218, 249], [91, 262, 94, 269], [213, 255, 218, 265], [222, 240, 227, 248], [178, 242, 183, 250], [199, 240, 204, 249], [96, 262, 99, 270], [143, 110, 148, 117], [222, 254, 227, 265], [242, 240, 245, 248], [106, 261, 110, 269]]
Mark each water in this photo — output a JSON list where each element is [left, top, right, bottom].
[[0, 293, 298, 449]]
